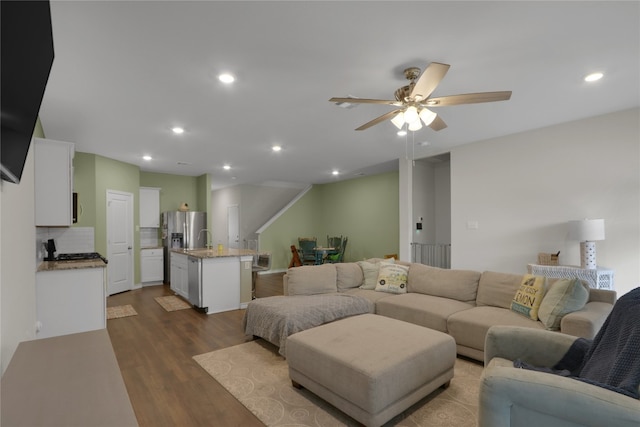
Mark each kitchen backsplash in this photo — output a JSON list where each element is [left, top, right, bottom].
[[36, 227, 95, 264]]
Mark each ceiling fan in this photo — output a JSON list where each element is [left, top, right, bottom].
[[329, 62, 512, 132]]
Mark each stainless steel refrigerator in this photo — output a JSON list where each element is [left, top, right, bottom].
[[161, 211, 207, 283]]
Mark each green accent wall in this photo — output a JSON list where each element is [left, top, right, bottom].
[[140, 172, 201, 212], [74, 156, 211, 285], [73, 153, 97, 228], [196, 174, 212, 230], [260, 171, 399, 270]]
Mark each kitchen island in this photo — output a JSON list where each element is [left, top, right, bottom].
[[171, 248, 255, 314]]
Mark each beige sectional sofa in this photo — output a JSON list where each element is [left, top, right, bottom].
[[282, 261, 616, 362]]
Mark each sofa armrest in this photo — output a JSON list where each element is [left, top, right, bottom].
[[484, 325, 577, 366], [560, 301, 613, 339], [479, 361, 640, 427], [588, 288, 616, 304]]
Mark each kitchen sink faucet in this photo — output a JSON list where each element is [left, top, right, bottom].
[[198, 229, 213, 249]]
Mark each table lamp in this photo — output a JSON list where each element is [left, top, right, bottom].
[[568, 219, 605, 269]]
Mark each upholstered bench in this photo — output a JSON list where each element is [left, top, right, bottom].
[[287, 314, 456, 427]]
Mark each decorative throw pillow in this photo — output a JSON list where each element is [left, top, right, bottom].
[[538, 278, 590, 330], [358, 259, 394, 290], [375, 263, 409, 294], [510, 274, 546, 320]]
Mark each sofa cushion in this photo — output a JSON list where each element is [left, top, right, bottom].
[[476, 271, 525, 309], [375, 263, 409, 294], [335, 263, 364, 291], [447, 306, 544, 352], [510, 274, 546, 320], [538, 278, 590, 330], [358, 259, 394, 290], [286, 264, 337, 296], [407, 263, 480, 303], [341, 288, 398, 308], [376, 293, 474, 333]]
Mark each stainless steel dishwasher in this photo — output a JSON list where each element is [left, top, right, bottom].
[[187, 256, 202, 307]]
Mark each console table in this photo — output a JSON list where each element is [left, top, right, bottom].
[[527, 264, 614, 290], [1, 329, 138, 426]]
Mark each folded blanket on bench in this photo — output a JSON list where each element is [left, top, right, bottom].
[[243, 294, 374, 356]]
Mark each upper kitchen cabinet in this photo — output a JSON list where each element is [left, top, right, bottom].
[[139, 187, 160, 227], [35, 138, 75, 226]]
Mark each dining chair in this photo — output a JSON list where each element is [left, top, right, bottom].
[[325, 236, 348, 263], [297, 237, 317, 265]]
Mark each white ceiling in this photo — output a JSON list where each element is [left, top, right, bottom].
[[40, 1, 640, 190]]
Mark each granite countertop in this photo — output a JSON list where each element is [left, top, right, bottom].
[[37, 259, 107, 272], [171, 248, 256, 259]]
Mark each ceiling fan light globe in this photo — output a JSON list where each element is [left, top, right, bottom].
[[390, 112, 405, 129], [408, 119, 423, 131], [404, 106, 419, 124], [419, 108, 437, 126]]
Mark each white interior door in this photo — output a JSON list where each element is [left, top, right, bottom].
[[107, 190, 134, 295], [227, 205, 239, 249]]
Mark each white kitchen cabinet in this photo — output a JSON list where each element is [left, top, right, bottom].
[[141, 248, 163, 283], [36, 267, 106, 339], [34, 138, 75, 226], [139, 187, 160, 227], [170, 253, 188, 298]]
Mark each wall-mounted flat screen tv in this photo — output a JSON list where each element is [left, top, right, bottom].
[[1, 1, 54, 184]]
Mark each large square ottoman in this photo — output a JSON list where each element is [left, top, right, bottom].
[[286, 313, 456, 427]]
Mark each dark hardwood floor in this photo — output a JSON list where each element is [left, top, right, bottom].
[[107, 272, 284, 426]]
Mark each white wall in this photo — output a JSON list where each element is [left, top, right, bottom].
[[451, 108, 639, 296], [211, 183, 303, 249], [412, 157, 451, 245], [412, 161, 436, 244], [1, 144, 37, 373]]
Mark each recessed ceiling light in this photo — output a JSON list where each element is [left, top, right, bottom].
[[584, 72, 603, 82], [172, 127, 184, 134], [397, 130, 407, 136], [143, 155, 152, 161], [272, 145, 282, 152], [223, 164, 231, 170], [332, 170, 339, 176], [219, 73, 235, 84], [418, 141, 430, 147]]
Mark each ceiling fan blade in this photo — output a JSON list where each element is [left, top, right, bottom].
[[330, 97, 400, 106], [355, 109, 403, 131], [424, 91, 512, 107], [410, 62, 450, 101], [429, 115, 447, 131]]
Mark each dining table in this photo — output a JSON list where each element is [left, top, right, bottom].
[[313, 247, 336, 264]]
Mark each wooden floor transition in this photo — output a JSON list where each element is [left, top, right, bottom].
[[107, 272, 284, 427]]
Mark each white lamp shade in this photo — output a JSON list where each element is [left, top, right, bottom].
[[408, 118, 423, 131], [568, 219, 605, 241], [390, 112, 405, 129], [404, 106, 419, 123], [419, 108, 437, 126]]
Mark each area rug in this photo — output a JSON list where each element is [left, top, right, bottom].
[[193, 340, 482, 427], [154, 295, 192, 312], [107, 304, 138, 320]]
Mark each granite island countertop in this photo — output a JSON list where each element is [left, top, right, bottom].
[[171, 248, 256, 259], [37, 259, 107, 272]]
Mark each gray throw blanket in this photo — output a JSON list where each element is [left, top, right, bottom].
[[515, 287, 640, 399]]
